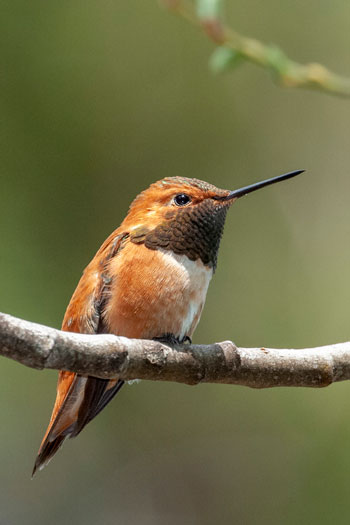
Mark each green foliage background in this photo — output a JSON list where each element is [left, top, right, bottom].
[[1, 1, 350, 523]]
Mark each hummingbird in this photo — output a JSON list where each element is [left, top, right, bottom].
[[32, 169, 303, 475]]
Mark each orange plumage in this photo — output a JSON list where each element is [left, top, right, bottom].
[[33, 171, 303, 474], [32, 178, 232, 475]]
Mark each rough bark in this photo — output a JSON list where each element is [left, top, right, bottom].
[[1, 312, 349, 388]]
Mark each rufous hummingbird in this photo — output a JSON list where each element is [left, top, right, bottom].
[[32, 169, 303, 475]]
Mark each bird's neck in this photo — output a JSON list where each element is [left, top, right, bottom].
[[127, 199, 230, 270]]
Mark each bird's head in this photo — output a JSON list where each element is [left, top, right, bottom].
[[122, 171, 303, 270]]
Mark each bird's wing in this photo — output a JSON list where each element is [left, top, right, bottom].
[[32, 232, 129, 476]]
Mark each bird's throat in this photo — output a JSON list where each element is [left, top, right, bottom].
[[131, 199, 230, 270]]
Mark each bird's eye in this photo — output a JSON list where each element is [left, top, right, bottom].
[[173, 193, 191, 207]]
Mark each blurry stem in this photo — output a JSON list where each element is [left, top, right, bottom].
[[160, 0, 350, 98], [1, 312, 350, 389]]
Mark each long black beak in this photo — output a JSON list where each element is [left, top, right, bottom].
[[222, 169, 305, 201]]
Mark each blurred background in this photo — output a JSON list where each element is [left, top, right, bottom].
[[1, 1, 350, 523]]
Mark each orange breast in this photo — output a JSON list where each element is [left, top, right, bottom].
[[103, 242, 213, 340]]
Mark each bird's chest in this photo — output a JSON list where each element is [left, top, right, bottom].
[[104, 243, 213, 340]]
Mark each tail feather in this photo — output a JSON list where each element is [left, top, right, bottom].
[[32, 435, 67, 478], [32, 375, 124, 475], [73, 378, 124, 437]]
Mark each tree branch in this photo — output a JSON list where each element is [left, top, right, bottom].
[[1, 312, 350, 389], [161, 0, 350, 98]]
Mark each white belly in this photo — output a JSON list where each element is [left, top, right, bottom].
[[157, 249, 213, 340], [106, 243, 213, 340]]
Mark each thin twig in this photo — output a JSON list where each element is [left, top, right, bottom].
[[1, 312, 350, 389], [160, 0, 350, 98]]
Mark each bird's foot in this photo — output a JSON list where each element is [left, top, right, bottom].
[[153, 333, 192, 346]]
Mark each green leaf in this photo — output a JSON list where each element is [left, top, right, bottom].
[[209, 46, 244, 74], [196, 0, 223, 20], [266, 44, 289, 75]]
